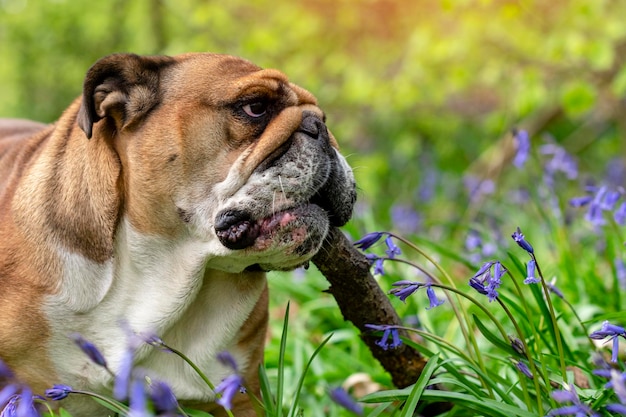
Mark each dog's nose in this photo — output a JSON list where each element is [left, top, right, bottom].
[[299, 111, 327, 141]]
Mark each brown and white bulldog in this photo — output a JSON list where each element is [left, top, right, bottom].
[[0, 53, 356, 416]]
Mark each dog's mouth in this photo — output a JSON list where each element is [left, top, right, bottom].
[[214, 203, 322, 251]]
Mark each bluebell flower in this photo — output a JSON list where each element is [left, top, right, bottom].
[[217, 351, 239, 372], [464, 175, 495, 203], [44, 384, 73, 401], [548, 281, 564, 299], [606, 404, 626, 415], [388, 280, 426, 303], [469, 261, 504, 302], [0, 395, 18, 417], [364, 324, 402, 350], [425, 286, 445, 310], [590, 321, 626, 363], [139, 332, 172, 353], [390, 205, 421, 234], [514, 361, 533, 379], [569, 196, 593, 208], [389, 281, 444, 309], [353, 232, 384, 250], [384, 236, 401, 259], [615, 202, 626, 226], [601, 189, 622, 211], [511, 227, 534, 254], [469, 261, 493, 296], [15, 387, 38, 417], [609, 370, 626, 412], [465, 229, 482, 252], [69, 333, 108, 369], [509, 336, 526, 355], [114, 327, 142, 401], [548, 384, 598, 416], [215, 374, 245, 411], [329, 387, 364, 415], [0, 385, 18, 409], [149, 380, 178, 415], [486, 262, 505, 302], [128, 377, 150, 417], [512, 129, 530, 168], [0, 360, 14, 381], [373, 258, 385, 276], [541, 142, 578, 180], [523, 259, 540, 284]]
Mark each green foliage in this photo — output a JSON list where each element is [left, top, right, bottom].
[[3, 1, 626, 416]]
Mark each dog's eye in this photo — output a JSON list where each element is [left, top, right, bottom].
[[242, 102, 267, 118]]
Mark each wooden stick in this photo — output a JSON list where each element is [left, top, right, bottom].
[[312, 227, 452, 415]]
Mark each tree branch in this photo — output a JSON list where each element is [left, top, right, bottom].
[[312, 227, 451, 415]]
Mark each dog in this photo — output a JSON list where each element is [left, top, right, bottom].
[[0, 53, 356, 416]]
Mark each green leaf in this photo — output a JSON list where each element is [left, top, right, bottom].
[[473, 314, 517, 356], [399, 353, 440, 417]]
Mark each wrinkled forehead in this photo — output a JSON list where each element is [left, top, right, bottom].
[[165, 54, 318, 107]]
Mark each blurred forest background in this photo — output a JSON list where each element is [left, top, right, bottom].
[[1, 0, 626, 236]]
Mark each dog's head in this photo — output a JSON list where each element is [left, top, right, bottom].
[[77, 53, 356, 272]]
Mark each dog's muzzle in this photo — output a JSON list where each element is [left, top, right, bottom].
[[214, 112, 355, 252]]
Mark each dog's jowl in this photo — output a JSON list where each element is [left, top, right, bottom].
[[0, 53, 356, 416]]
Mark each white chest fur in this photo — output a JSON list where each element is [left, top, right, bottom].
[[43, 218, 266, 413]]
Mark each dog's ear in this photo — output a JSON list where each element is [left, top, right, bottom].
[[77, 53, 175, 139]]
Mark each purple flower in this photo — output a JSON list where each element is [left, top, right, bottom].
[[388, 280, 426, 303], [585, 201, 606, 227], [541, 143, 578, 180], [365, 324, 402, 350], [609, 206, 626, 226], [511, 227, 534, 254], [486, 262, 505, 302], [569, 196, 593, 208], [384, 236, 401, 259], [329, 387, 363, 415], [469, 261, 504, 302], [611, 370, 626, 405], [389, 281, 444, 309], [0, 360, 14, 381], [217, 351, 239, 372], [0, 386, 18, 409], [548, 384, 598, 416], [465, 229, 482, 251], [548, 281, 564, 299], [69, 334, 108, 369], [128, 377, 149, 417], [469, 261, 493, 296], [1, 395, 18, 417], [606, 404, 626, 415], [15, 387, 38, 417], [114, 330, 142, 401], [523, 259, 540, 284], [512, 129, 530, 168], [589, 321, 626, 363], [373, 258, 385, 276], [509, 336, 526, 355], [215, 374, 245, 411], [425, 286, 445, 310], [515, 361, 533, 379], [45, 384, 73, 401], [354, 232, 384, 250], [149, 380, 178, 414], [390, 205, 421, 234], [602, 190, 622, 210]]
